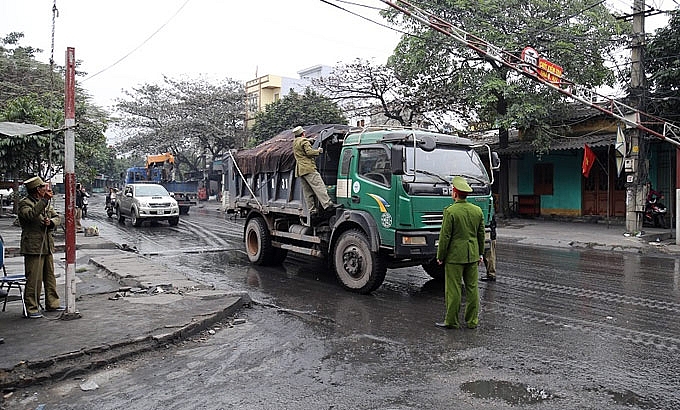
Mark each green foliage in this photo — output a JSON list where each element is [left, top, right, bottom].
[[0, 32, 113, 187], [114, 75, 246, 175], [384, 0, 630, 149], [250, 89, 347, 144], [646, 10, 680, 123]]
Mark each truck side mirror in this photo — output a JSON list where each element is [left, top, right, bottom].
[[391, 145, 405, 175], [491, 152, 501, 169]]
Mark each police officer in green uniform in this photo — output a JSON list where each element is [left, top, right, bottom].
[[292, 126, 338, 214], [18, 176, 64, 319], [435, 176, 485, 329]]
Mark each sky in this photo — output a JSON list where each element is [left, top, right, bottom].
[[1, 0, 675, 113], [0, 0, 404, 110]]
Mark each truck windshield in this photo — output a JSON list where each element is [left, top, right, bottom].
[[136, 185, 170, 197], [404, 146, 490, 184]]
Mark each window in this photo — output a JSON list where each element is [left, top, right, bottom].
[[340, 149, 352, 177], [534, 163, 553, 195], [358, 148, 391, 186], [356, 119, 365, 127]]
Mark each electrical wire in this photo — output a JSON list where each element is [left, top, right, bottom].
[[83, 0, 191, 82]]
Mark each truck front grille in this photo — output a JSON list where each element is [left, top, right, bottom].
[[150, 202, 172, 208], [421, 212, 443, 226]]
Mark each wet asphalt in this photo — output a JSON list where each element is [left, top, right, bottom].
[[0, 195, 678, 409]]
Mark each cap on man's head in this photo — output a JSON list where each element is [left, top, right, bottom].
[[292, 126, 304, 137], [24, 176, 45, 190], [451, 176, 472, 193]]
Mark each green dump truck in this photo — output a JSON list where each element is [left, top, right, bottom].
[[223, 125, 499, 294]]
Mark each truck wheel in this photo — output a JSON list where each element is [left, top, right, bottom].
[[131, 209, 143, 227], [422, 260, 444, 280], [116, 206, 125, 224], [333, 229, 387, 294], [245, 217, 284, 266], [168, 216, 179, 226]]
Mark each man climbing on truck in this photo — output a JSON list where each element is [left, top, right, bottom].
[[292, 125, 340, 216]]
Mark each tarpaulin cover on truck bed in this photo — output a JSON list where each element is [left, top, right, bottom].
[[234, 124, 356, 175]]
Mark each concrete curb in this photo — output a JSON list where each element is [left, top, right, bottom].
[[0, 293, 251, 390]]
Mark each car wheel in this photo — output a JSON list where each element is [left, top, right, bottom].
[[131, 209, 143, 227]]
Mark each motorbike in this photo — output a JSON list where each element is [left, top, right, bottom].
[[105, 193, 117, 218], [643, 194, 668, 228]]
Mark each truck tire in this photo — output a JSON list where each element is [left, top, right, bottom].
[[422, 260, 444, 280], [245, 217, 285, 266], [116, 206, 125, 224], [131, 209, 143, 227], [333, 229, 387, 294], [168, 216, 179, 226]]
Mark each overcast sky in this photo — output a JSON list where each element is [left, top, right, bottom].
[[1, 0, 675, 112], [0, 0, 403, 109]]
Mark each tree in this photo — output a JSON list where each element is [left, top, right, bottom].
[[383, 0, 630, 214], [646, 10, 680, 124], [114, 75, 246, 177], [250, 89, 347, 144], [0, 32, 112, 187]]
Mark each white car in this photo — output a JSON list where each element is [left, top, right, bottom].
[[0, 188, 13, 205], [115, 183, 180, 227]]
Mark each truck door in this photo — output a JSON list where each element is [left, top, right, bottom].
[[354, 146, 395, 247]]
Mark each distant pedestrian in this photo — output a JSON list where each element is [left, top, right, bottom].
[[18, 176, 64, 319], [75, 183, 84, 232], [292, 126, 339, 215], [481, 215, 497, 281], [435, 176, 485, 329]]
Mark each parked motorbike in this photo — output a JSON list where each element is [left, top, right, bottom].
[[643, 193, 668, 228]]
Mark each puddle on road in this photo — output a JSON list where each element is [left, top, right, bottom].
[[460, 380, 553, 405]]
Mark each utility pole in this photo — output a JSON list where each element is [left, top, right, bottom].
[[626, 0, 648, 233], [63, 47, 80, 319]]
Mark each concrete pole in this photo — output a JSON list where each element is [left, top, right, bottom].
[[63, 47, 79, 318], [677, 147, 679, 244], [625, 0, 647, 234]]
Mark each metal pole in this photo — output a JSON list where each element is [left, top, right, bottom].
[[63, 47, 79, 318]]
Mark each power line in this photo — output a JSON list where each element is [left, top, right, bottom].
[[83, 0, 191, 83]]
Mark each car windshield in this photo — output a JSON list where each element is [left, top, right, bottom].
[[135, 185, 169, 197], [404, 146, 490, 183]]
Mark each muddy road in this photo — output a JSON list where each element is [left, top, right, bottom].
[[11, 195, 679, 409]]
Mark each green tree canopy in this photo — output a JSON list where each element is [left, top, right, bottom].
[[114, 75, 246, 176], [646, 10, 680, 124], [0, 32, 113, 187], [250, 89, 347, 144], [384, 0, 630, 148]]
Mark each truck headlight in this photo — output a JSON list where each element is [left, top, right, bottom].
[[402, 236, 426, 245]]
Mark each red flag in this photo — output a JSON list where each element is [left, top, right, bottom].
[[582, 144, 596, 178]]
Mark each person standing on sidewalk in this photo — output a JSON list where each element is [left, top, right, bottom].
[[435, 176, 485, 329], [481, 215, 497, 281], [292, 126, 339, 215], [75, 183, 84, 232], [18, 176, 64, 319]]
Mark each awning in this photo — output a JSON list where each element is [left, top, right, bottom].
[[496, 133, 615, 155], [0, 121, 51, 137]]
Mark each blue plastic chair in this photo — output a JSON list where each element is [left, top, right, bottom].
[[0, 234, 27, 317]]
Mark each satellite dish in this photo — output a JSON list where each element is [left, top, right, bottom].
[[615, 125, 627, 177]]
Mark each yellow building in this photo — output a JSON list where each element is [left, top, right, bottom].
[[245, 65, 332, 129]]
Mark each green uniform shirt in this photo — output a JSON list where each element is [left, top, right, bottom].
[[18, 195, 60, 255], [436, 199, 485, 264], [293, 136, 321, 177]]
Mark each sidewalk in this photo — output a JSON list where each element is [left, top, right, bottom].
[[0, 212, 676, 390], [0, 215, 250, 389]]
